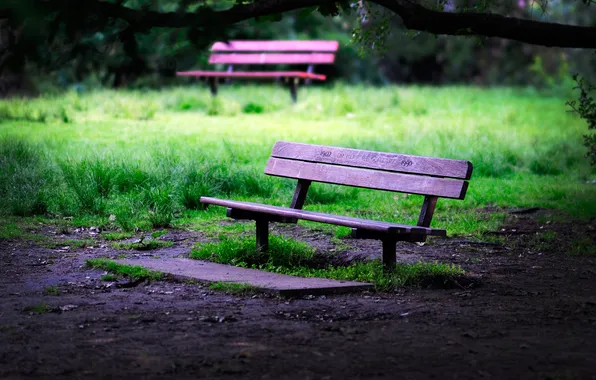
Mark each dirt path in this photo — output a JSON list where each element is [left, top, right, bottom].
[[1, 212, 596, 379]]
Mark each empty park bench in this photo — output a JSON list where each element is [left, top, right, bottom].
[[200, 141, 473, 270], [176, 40, 338, 102]]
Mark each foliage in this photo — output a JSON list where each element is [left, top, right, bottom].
[[567, 75, 596, 165], [2, 0, 594, 93]]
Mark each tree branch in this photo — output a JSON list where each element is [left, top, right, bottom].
[[38, 0, 596, 48]]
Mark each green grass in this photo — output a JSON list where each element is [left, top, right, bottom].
[[0, 220, 46, 242], [151, 230, 168, 238], [85, 258, 163, 280], [209, 282, 258, 294], [192, 235, 466, 291], [191, 235, 317, 268], [0, 85, 594, 242], [569, 237, 596, 256], [103, 231, 135, 241], [100, 274, 119, 281], [111, 239, 173, 250]]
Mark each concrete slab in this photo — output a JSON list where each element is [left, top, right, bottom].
[[117, 258, 374, 297]]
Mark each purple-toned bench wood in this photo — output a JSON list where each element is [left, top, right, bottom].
[[200, 141, 474, 271], [176, 40, 339, 102]]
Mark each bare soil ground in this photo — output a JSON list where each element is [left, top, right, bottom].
[[1, 210, 596, 379]]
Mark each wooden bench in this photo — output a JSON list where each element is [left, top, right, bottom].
[[200, 141, 473, 270], [176, 40, 339, 102]]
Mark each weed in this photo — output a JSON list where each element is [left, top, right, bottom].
[[44, 286, 61, 296], [23, 302, 53, 314], [101, 274, 118, 281], [86, 258, 163, 280]]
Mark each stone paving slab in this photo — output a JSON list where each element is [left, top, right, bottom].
[[118, 258, 374, 297]]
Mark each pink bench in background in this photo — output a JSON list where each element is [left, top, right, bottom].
[[176, 40, 339, 103]]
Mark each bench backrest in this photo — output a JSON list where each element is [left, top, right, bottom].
[[208, 40, 339, 65], [266, 141, 473, 200]]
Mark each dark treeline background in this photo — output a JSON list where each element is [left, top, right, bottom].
[[1, 0, 594, 96]]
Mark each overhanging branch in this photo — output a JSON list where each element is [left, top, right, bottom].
[[36, 0, 596, 49]]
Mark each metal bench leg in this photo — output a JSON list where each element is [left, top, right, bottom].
[[382, 237, 397, 272], [256, 219, 269, 252]]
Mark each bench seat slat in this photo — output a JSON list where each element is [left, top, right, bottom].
[[265, 158, 469, 199], [209, 53, 336, 65], [200, 197, 446, 236], [212, 40, 339, 52], [176, 71, 327, 80], [272, 141, 473, 180]]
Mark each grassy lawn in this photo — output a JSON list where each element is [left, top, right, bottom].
[[1, 84, 594, 286]]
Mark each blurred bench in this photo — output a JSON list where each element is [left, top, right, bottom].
[[200, 141, 474, 271], [176, 40, 338, 102]]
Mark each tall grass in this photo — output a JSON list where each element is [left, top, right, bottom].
[[0, 85, 594, 233]]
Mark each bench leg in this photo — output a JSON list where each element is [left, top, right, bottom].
[[289, 79, 298, 103], [381, 237, 397, 272], [208, 78, 218, 96], [255, 219, 269, 252]]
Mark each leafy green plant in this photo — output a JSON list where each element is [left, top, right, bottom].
[[567, 75, 596, 166]]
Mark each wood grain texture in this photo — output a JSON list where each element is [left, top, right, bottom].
[[417, 196, 438, 227], [265, 158, 469, 199], [176, 71, 326, 80], [211, 40, 339, 52], [208, 53, 336, 65], [290, 179, 311, 209], [200, 197, 445, 236], [271, 141, 473, 180]]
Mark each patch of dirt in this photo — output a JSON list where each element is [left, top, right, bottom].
[[1, 211, 596, 379]]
